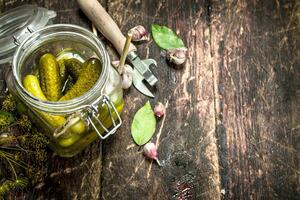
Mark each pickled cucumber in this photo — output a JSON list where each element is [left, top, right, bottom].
[[56, 49, 85, 91], [57, 59, 67, 83], [60, 58, 102, 101], [39, 53, 62, 101], [23, 75, 47, 101], [58, 133, 81, 147], [23, 75, 66, 127], [23, 75, 86, 146], [21, 51, 120, 153], [57, 117, 85, 147], [64, 58, 83, 81]]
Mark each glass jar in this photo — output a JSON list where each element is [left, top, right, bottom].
[[5, 24, 124, 157]]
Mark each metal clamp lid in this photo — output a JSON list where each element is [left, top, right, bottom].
[[87, 95, 122, 139], [0, 5, 56, 64], [53, 95, 122, 140]]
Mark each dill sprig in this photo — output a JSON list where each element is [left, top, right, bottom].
[[0, 178, 27, 199], [0, 92, 50, 196], [1, 94, 16, 112]]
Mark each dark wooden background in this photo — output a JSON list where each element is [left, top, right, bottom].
[[0, 0, 299, 199]]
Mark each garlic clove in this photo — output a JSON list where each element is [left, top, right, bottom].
[[123, 64, 133, 74], [166, 47, 188, 65], [154, 102, 166, 118], [143, 142, 158, 160], [122, 73, 133, 89], [121, 64, 133, 89], [128, 25, 150, 42], [111, 61, 133, 89], [143, 142, 162, 166]]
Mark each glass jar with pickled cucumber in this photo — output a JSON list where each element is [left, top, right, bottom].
[[3, 20, 123, 156]]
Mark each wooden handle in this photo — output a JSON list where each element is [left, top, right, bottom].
[[77, 0, 136, 55]]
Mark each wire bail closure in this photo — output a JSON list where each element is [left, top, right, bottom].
[[87, 95, 122, 139], [53, 95, 122, 140]]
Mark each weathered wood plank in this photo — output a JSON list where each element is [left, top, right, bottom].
[[101, 0, 220, 199], [2, 0, 299, 199], [211, 0, 300, 199]]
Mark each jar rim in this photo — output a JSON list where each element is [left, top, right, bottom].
[[12, 24, 110, 114]]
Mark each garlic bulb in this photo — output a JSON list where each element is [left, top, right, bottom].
[[166, 47, 188, 65], [143, 142, 162, 166], [143, 142, 158, 160], [128, 25, 150, 42], [154, 102, 165, 118], [121, 64, 133, 89]]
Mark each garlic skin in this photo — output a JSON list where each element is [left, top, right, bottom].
[[111, 60, 120, 68], [111, 61, 133, 89], [143, 142, 158, 160], [128, 25, 150, 42], [121, 64, 133, 89], [154, 102, 165, 118], [166, 47, 188, 65]]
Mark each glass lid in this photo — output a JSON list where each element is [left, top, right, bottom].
[[0, 5, 56, 64]]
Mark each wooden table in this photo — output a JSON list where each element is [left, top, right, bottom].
[[1, 0, 299, 199]]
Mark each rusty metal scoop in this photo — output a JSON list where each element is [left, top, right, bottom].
[[78, 0, 157, 98]]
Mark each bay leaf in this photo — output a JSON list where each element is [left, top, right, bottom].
[[131, 101, 156, 146], [151, 24, 185, 50]]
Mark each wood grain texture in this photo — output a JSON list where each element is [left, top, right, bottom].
[[211, 0, 300, 199], [101, 0, 220, 199], [1, 0, 299, 199]]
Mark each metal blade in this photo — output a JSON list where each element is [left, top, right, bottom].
[[127, 52, 158, 87], [143, 59, 157, 68], [132, 69, 154, 98], [141, 59, 158, 86]]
